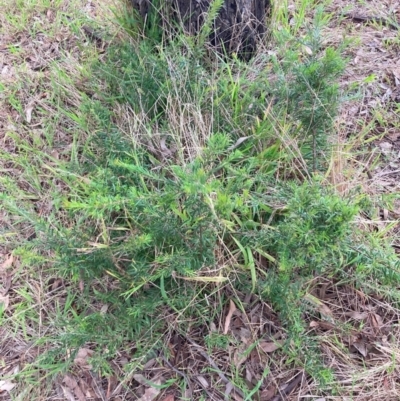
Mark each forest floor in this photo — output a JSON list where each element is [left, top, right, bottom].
[[1, 0, 400, 400]]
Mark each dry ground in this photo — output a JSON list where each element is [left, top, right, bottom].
[[1, 0, 400, 400]]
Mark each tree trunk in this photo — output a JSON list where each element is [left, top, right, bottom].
[[131, 0, 271, 60]]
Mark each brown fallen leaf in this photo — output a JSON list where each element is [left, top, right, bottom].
[[74, 348, 94, 369], [1, 66, 9, 76], [143, 358, 157, 370], [344, 311, 368, 320], [370, 313, 383, 331], [0, 254, 14, 271], [353, 339, 368, 357], [196, 375, 209, 388], [224, 299, 237, 334], [100, 304, 109, 314], [260, 385, 276, 401], [133, 374, 149, 386], [63, 374, 85, 401], [231, 391, 244, 401], [137, 380, 162, 401], [182, 385, 192, 400], [1, 274, 12, 294], [383, 376, 390, 390], [245, 367, 252, 384], [25, 102, 35, 123], [233, 346, 248, 366], [161, 395, 175, 401], [303, 293, 333, 322], [0, 294, 10, 311], [239, 327, 252, 344], [79, 376, 96, 399], [74, 382, 86, 401], [225, 382, 234, 399], [0, 380, 16, 392], [318, 304, 332, 320], [48, 278, 63, 292], [61, 385, 76, 401], [159, 137, 173, 157], [260, 339, 284, 353]]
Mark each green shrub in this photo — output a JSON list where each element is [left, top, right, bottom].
[[270, 6, 347, 172], [275, 180, 358, 273]]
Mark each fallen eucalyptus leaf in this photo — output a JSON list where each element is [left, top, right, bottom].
[[0, 254, 14, 271], [0, 380, 16, 392], [260, 339, 284, 353], [0, 294, 10, 311]]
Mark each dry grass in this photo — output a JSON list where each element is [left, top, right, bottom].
[[1, 0, 400, 400]]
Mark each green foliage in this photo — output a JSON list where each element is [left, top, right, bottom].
[[196, 0, 224, 50], [116, 0, 164, 44], [258, 180, 356, 333], [205, 332, 230, 350], [92, 40, 210, 123], [51, 126, 282, 292], [275, 180, 358, 273], [258, 179, 400, 377], [271, 7, 347, 171]]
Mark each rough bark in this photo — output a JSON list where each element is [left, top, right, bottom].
[[131, 0, 271, 60]]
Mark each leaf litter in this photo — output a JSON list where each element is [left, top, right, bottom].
[[62, 375, 85, 401], [73, 348, 94, 370], [0, 380, 16, 393], [0, 255, 13, 271]]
